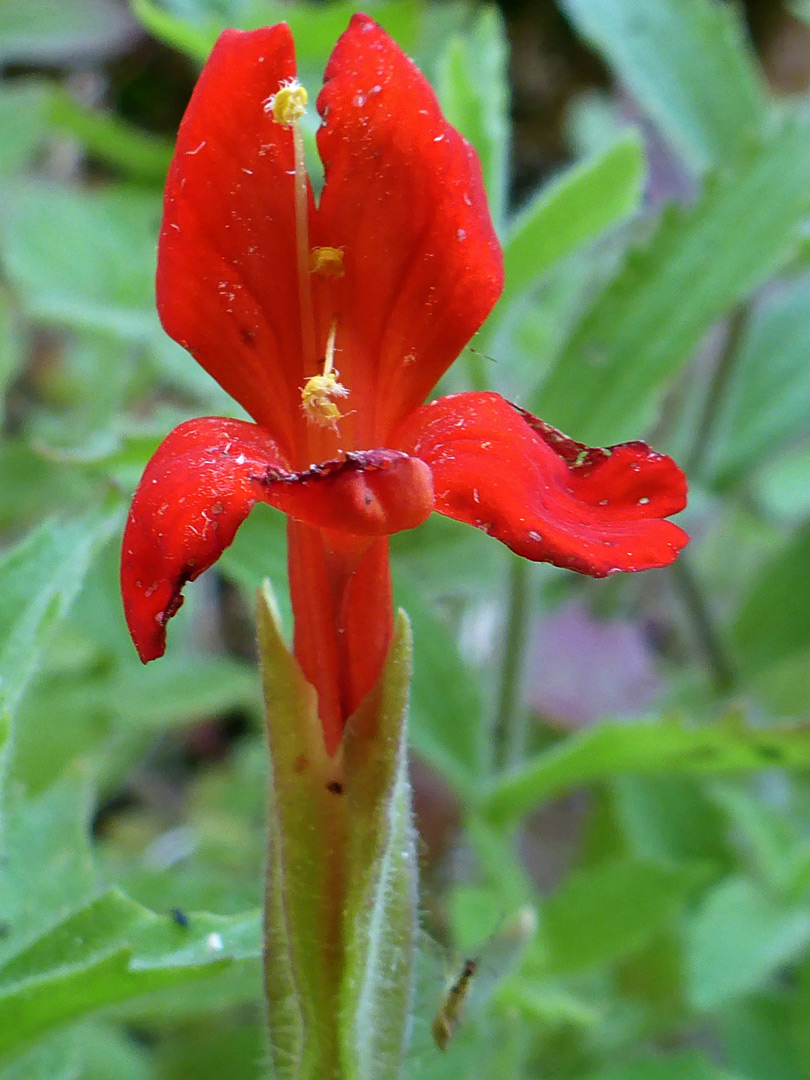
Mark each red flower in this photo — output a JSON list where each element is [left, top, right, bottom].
[[121, 15, 688, 754]]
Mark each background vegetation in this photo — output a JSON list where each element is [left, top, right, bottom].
[[2, 0, 810, 1077]]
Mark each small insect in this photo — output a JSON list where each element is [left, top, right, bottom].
[[170, 907, 189, 928], [431, 957, 479, 1051]]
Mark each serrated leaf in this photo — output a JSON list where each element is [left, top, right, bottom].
[[0, 771, 259, 1060], [0, 888, 261, 1059], [0, 512, 118, 729], [686, 876, 810, 1010], [560, 0, 766, 173], [499, 132, 645, 309], [707, 276, 810, 483], [482, 717, 810, 826], [537, 121, 810, 445], [436, 8, 510, 230], [0, 772, 100, 969]]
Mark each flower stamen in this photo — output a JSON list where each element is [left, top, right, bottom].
[[264, 77, 317, 378], [310, 246, 345, 277], [301, 321, 350, 429], [264, 78, 308, 125]]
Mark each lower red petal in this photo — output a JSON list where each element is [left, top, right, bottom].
[[121, 417, 289, 662], [394, 392, 689, 576], [260, 449, 433, 535], [122, 419, 433, 664]]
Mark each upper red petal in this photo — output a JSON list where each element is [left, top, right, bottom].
[[157, 26, 304, 453], [394, 392, 689, 576], [315, 14, 504, 442], [121, 417, 289, 663]]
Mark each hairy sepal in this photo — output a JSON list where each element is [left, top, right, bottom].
[[257, 588, 417, 1080]]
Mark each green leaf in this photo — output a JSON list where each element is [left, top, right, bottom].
[[0, 512, 118, 728], [0, 0, 134, 63], [707, 276, 810, 483], [47, 91, 173, 183], [721, 997, 806, 1080], [0, 770, 259, 1060], [537, 121, 810, 445], [0, 81, 51, 177], [0, 183, 159, 340], [578, 1051, 745, 1080], [733, 526, 810, 673], [482, 717, 810, 826], [397, 573, 485, 792], [132, 0, 423, 65], [499, 132, 645, 309], [560, 0, 766, 173], [542, 859, 703, 974], [0, 888, 261, 1060], [685, 877, 810, 1010], [612, 776, 729, 865], [130, 0, 214, 63], [436, 7, 510, 229]]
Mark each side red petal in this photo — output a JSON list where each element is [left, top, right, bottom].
[[394, 392, 689, 576], [315, 14, 504, 442], [121, 417, 289, 662], [259, 449, 434, 536], [157, 26, 303, 453]]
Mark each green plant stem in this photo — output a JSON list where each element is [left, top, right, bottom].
[[673, 305, 747, 693], [497, 555, 532, 769], [687, 304, 747, 476], [672, 557, 735, 694]]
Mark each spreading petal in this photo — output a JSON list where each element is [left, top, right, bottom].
[[122, 418, 434, 662], [315, 14, 504, 441], [394, 392, 689, 576], [157, 25, 304, 453], [122, 417, 289, 662]]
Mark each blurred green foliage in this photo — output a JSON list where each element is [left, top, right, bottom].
[[1, 0, 810, 1076]]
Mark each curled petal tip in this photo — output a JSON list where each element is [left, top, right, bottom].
[[395, 391, 689, 577]]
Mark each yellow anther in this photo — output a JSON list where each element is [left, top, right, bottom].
[[310, 246, 345, 277], [301, 371, 350, 428], [300, 321, 349, 429], [266, 79, 307, 125]]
